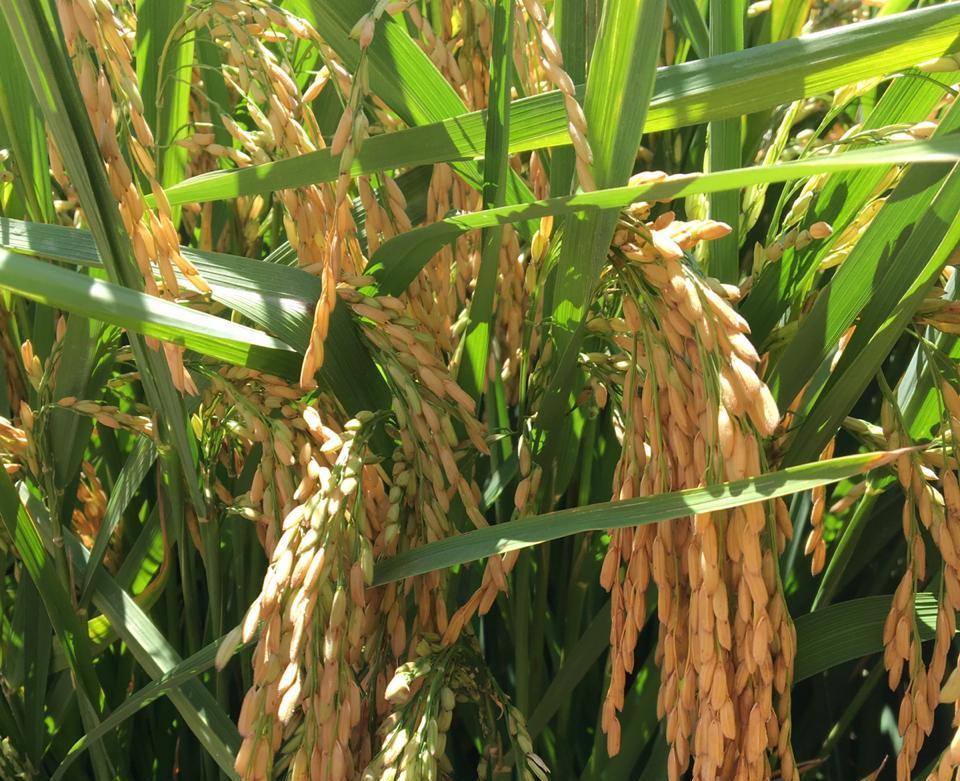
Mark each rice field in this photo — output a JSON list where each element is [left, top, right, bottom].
[[1, 1, 960, 780]]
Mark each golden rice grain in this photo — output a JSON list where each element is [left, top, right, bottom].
[[597, 216, 800, 780]]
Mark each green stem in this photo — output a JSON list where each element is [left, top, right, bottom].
[[456, 0, 513, 400], [167, 456, 201, 655], [529, 544, 550, 705], [812, 473, 887, 611], [818, 660, 884, 759], [556, 538, 591, 769], [706, 0, 745, 282], [513, 551, 531, 714]]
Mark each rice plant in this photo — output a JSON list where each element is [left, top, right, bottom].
[[1, 1, 960, 780]]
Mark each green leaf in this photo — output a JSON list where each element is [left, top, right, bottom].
[[522, 0, 667, 483], [794, 593, 940, 681], [774, 102, 960, 463], [368, 138, 960, 295], [527, 603, 610, 737], [77, 436, 157, 607], [0, 0, 207, 515], [115, 505, 163, 596], [51, 632, 235, 781], [21, 488, 242, 779], [161, 4, 960, 206], [877, 0, 916, 17], [0, 470, 113, 779], [289, 0, 535, 215], [704, 0, 745, 282], [552, 0, 590, 194], [668, 0, 709, 59], [293, 0, 462, 126], [770, 0, 810, 41], [583, 1, 666, 190], [647, 3, 960, 131], [373, 449, 899, 585], [898, 274, 960, 440], [49, 315, 116, 492], [742, 70, 954, 343], [0, 249, 302, 378], [786, 167, 960, 465], [135, 0, 194, 224], [5, 576, 52, 767], [0, 14, 53, 222], [810, 473, 892, 611], [0, 216, 391, 415], [456, 0, 514, 400]]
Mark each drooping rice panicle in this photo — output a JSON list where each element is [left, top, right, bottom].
[[596, 192, 798, 780]]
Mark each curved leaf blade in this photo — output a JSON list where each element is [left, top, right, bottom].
[[161, 3, 960, 207], [368, 138, 960, 295], [0, 249, 301, 377], [794, 593, 939, 681], [0, 217, 391, 414], [373, 449, 901, 585]]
